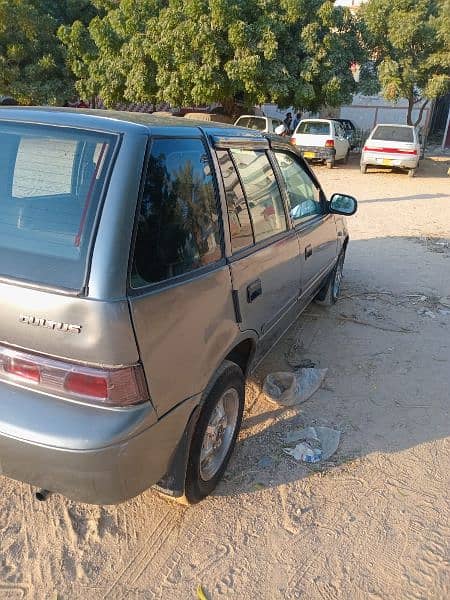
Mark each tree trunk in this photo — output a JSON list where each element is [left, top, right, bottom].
[[221, 97, 236, 117], [413, 99, 429, 128], [407, 96, 414, 125]]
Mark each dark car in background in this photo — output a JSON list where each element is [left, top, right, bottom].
[[0, 96, 18, 106]]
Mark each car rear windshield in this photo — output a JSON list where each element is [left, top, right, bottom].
[[372, 125, 414, 142], [0, 122, 117, 290], [235, 117, 266, 131], [296, 121, 331, 135]]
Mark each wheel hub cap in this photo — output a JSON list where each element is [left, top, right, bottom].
[[199, 388, 239, 481]]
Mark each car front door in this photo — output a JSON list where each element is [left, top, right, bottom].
[[272, 147, 338, 298], [215, 143, 301, 362]]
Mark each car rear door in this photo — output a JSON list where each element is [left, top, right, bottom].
[[214, 139, 301, 362], [334, 122, 348, 160], [271, 146, 338, 297], [128, 135, 237, 416]]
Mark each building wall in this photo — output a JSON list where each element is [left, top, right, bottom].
[[339, 94, 431, 131]]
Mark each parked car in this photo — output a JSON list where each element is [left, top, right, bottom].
[[0, 96, 18, 106], [234, 115, 283, 133], [361, 123, 420, 177], [335, 118, 358, 149], [0, 107, 357, 505], [290, 119, 350, 168], [184, 112, 234, 124]]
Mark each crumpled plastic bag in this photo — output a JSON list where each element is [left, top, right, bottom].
[[283, 426, 341, 463], [263, 368, 328, 407], [284, 442, 323, 463]]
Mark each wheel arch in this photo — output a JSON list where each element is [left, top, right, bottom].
[[154, 334, 257, 498]]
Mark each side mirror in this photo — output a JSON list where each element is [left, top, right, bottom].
[[329, 193, 357, 216]]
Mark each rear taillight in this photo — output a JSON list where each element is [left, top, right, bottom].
[[5, 357, 41, 383], [363, 146, 417, 155], [290, 137, 296, 145], [0, 344, 148, 407], [325, 139, 334, 148], [65, 372, 108, 398]]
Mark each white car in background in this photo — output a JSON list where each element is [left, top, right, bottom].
[[361, 124, 420, 177], [234, 115, 283, 133], [290, 119, 350, 168]]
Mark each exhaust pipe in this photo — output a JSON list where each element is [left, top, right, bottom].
[[35, 489, 52, 502]]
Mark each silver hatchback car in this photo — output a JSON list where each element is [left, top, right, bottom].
[[0, 108, 357, 504]]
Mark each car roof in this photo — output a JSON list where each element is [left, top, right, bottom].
[[0, 106, 264, 138], [235, 115, 268, 120], [372, 123, 415, 129], [299, 118, 333, 123]]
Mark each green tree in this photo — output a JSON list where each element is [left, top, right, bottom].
[[60, 0, 364, 113], [0, 0, 97, 105], [360, 0, 450, 126], [59, 0, 163, 107]]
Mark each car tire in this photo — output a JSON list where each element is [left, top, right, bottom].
[[183, 361, 245, 504], [315, 250, 345, 306], [326, 159, 334, 169], [360, 164, 367, 174], [408, 168, 416, 178], [343, 149, 350, 164]]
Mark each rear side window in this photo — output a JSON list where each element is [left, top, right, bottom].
[[296, 121, 331, 135], [231, 149, 287, 243], [217, 149, 254, 252], [372, 126, 414, 142], [131, 138, 222, 287], [0, 122, 116, 290], [235, 117, 266, 131], [339, 120, 354, 132]]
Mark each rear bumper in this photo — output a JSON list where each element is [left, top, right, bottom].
[[0, 382, 197, 504], [361, 152, 418, 169], [295, 145, 335, 161]]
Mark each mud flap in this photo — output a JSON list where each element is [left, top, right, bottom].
[[153, 404, 202, 497]]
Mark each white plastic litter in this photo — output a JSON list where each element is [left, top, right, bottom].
[[284, 442, 322, 463], [263, 368, 328, 407], [283, 426, 341, 463]]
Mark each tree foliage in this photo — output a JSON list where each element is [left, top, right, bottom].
[[60, 0, 364, 112], [359, 0, 450, 125], [0, 0, 97, 105], [59, 0, 162, 107]]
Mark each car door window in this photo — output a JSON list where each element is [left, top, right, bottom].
[[131, 138, 222, 287], [272, 120, 282, 132], [216, 149, 254, 252], [230, 149, 287, 243], [274, 151, 323, 223]]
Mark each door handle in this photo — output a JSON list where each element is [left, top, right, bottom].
[[247, 279, 262, 303], [305, 244, 313, 259]]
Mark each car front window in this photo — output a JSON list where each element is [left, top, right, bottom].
[[274, 151, 323, 222]]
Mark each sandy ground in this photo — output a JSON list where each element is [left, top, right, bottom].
[[1, 156, 449, 600]]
